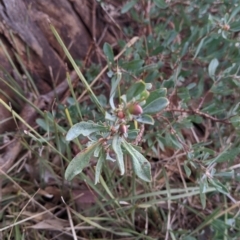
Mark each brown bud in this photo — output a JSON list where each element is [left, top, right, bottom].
[[119, 124, 128, 135], [222, 24, 230, 31], [117, 110, 125, 119], [128, 103, 143, 115]]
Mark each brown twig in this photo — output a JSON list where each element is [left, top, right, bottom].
[[133, 124, 145, 146], [165, 108, 232, 125]]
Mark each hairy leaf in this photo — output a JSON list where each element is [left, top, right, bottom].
[[121, 0, 138, 14], [126, 80, 146, 102], [65, 142, 100, 181], [66, 121, 108, 141], [95, 149, 106, 184], [112, 135, 124, 175], [121, 59, 145, 71], [135, 114, 154, 125], [103, 43, 114, 64], [122, 139, 151, 182], [143, 97, 169, 114], [208, 58, 219, 80]]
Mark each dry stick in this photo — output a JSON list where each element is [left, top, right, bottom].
[[92, 0, 97, 43], [0, 167, 58, 218], [77, 36, 140, 102], [8, 189, 40, 238], [64, 200, 78, 240], [133, 124, 145, 146], [0, 206, 59, 232], [196, 89, 211, 111], [165, 108, 232, 124]]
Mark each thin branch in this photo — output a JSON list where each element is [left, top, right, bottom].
[[165, 108, 232, 125]]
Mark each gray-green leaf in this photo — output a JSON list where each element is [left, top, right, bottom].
[[126, 80, 146, 102], [66, 121, 108, 141], [110, 72, 122, 109], [143, 97, 169, 114], [112, 135, 124, 175], [121, 59, 145, 71], [95, 149, 105, 184], [144, 88, 167, 106], [208, 58, 219, 80], [122, 139, 151, 182], [103, 43, 114, 64], [121, 0, 138, 14], [153, 0, 168, 9], [135, 114, 154, 125], [193, 36, 207, 59], [65, 142, 100, 181]]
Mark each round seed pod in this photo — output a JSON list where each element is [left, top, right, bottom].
[[117, 110, 125, 119], [128, 103, 143, 115], [118, 124, 128, 135]]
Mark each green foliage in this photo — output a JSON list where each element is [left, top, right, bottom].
[[66, 122, 109, 141], [65, 142, 101, 181], [4, 1, 240, 239], [117, 1, 240, 238], [64, 58, 169, 181]]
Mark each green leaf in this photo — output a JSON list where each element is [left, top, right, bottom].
[[208, 178, 229, 194], [199, 179, 207, 209], [140, 62, 162, 71], [230, 115, 240, 128], [127, 129, 139, 139], [214, 170, 234, 178], [95, 149, 105, 184], [94, 144, 102, 157], [121, 59, 145, 71], [153, 0, 168, 9], [182, 237, 197, 240], [36, 118, 53, 132], [66, 121, 108, 141], [181, 41, 189, 57], [145, 83, 152, 90], [178, 87, 190, 103], [228, 4, 240, 23], [135, 114, 155, 125], [121, 0, 138, 14], [138, 90, 150, 101], [105, 111, 117, 122], [110, 71, 122, 109], [193, 36, 207, 59], [112, 135, 125, 175], [206, 147, 240, 165], [122, 139, 151, 182], [126, 80, 146, 102], [103, 43, 114, 64], [162, 78, 174, 88], [50, 24, 104, 115], [145, 88, 167, 104], [208, 58, 219, 80], [183, 161, 191, 177], [65, 142, 100, 181], [230, 21, 240, 32], [106, 152, 116, 162], [143, 97, 169, 114]]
